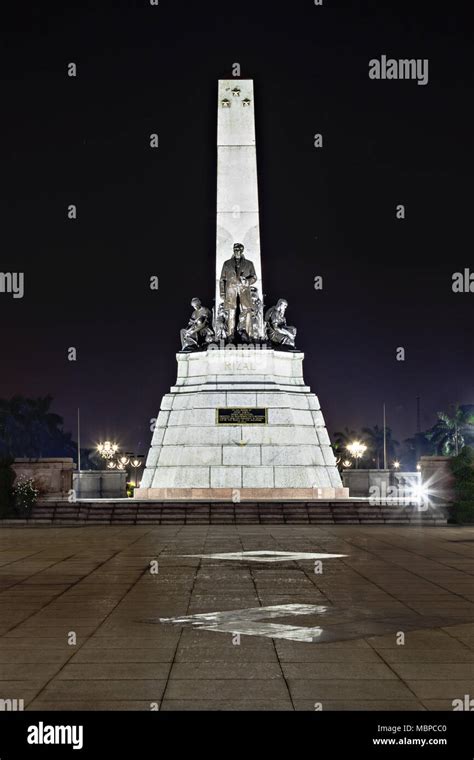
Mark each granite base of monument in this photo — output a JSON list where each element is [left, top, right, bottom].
[[135, 348, 348, 500]]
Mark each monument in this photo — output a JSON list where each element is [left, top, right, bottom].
[[135, 80, 348, 500]]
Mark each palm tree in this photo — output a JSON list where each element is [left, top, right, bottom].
[[361, 425, 399, 469], [427, 405, 474, 456]]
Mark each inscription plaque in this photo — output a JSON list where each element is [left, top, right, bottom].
[[216, 407, 267, 425]]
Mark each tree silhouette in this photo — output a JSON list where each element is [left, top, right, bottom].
[[0, 396, 75, 458], [362, 425, 399, 469]]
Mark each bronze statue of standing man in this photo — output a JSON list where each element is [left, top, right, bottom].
[[219, 243, 257, 339]]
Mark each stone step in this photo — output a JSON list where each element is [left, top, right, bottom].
[[25, 500, 448, 525]]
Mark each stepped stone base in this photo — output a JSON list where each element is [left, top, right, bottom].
[[5, 500, 448, 525], [137, 348, 347, 499]]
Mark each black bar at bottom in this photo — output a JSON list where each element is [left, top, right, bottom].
[[0, 711, 473, 758]]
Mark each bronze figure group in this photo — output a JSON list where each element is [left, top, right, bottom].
[[180, 244, 297, 351]]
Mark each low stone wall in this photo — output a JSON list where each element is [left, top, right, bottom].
[[342, 469, 421, 498], [13, 458, 74, 501], [73, 471, 127, 499], [335, 459, 460, 506], [342, 469, 389, 498]]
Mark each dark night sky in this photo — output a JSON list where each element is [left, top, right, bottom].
[[1, 0, 473, 457]]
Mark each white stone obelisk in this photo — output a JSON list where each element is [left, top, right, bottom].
[[215, 80, 263, 311]]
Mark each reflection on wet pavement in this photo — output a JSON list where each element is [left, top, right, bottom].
[[152, 603, 473, 644], [180, 551, 347, 562]]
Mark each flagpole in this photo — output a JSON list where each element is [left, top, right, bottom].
[[77, 408, 81, 497]]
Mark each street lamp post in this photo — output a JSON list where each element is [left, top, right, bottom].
[[130, 458, 142, 488]]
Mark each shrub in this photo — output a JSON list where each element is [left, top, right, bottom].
[[450, 447, 474, 523], [12, 475, 40, 518]]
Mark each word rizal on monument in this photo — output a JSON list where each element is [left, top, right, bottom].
[[135, 80, 348, 501]]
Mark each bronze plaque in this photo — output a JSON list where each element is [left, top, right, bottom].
[[216, 407, 268, 425]]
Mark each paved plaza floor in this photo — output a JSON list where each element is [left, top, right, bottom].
[[1, 524, 474, 711]]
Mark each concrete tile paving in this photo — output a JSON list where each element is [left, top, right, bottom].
[[0, 524, 472, 711]]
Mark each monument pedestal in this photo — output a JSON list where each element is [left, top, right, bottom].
[[135, 348, 348, 500]]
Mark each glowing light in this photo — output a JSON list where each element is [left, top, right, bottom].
[[346, 441, 367, 468], [346, 441, 367, 458], [411, 482, 430, 505], [342, 459, 352, 468], [393, 460, 400, 469], [97, 441, 119, 459]]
